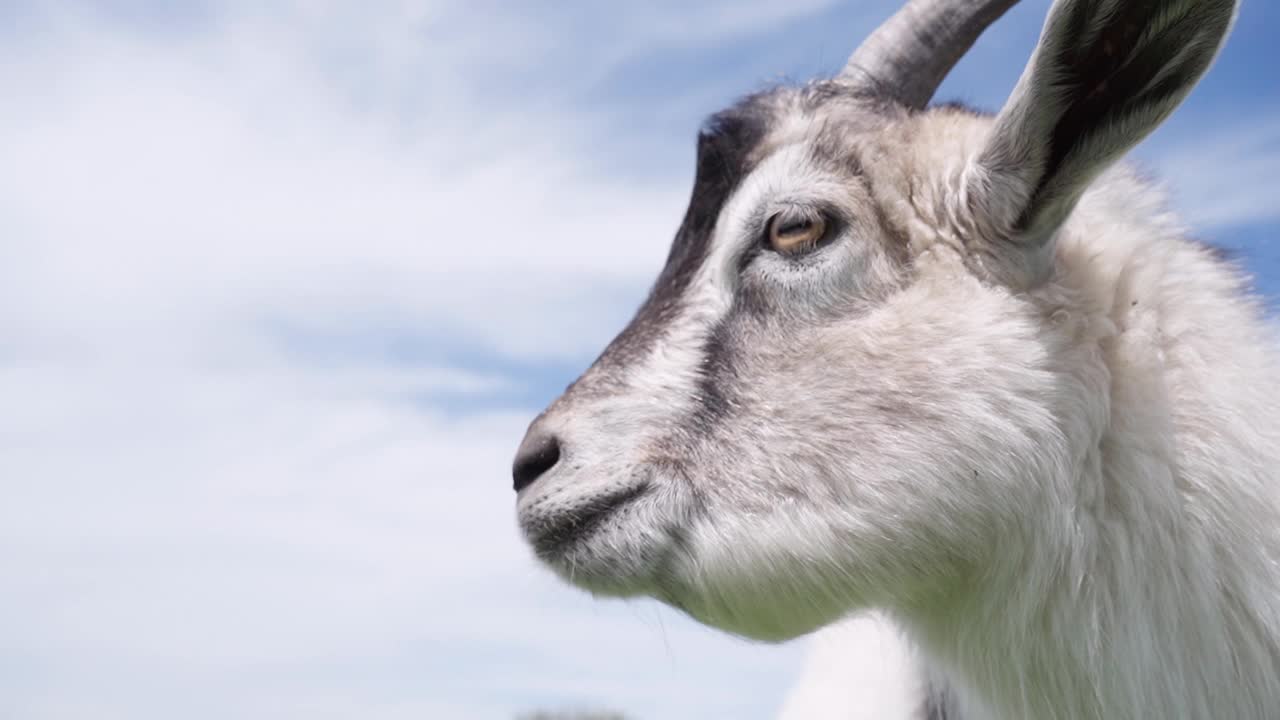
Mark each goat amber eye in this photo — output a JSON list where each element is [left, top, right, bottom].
[[767, 211, 828, 255]]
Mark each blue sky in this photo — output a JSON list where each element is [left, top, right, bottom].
[[0, 1, 1276, 719]]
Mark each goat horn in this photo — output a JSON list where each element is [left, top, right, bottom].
[[841, 0, 1020, 108]]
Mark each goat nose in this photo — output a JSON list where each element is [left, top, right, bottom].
[[512, 427, 562, 492]]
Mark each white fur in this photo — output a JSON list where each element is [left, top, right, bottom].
[[777, 155, 1280, 718], [777, 613, 922, 720]]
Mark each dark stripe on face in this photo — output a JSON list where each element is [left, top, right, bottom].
[[921, 677, 960, 720], [585, 93, 775, 376], [685, 279, 779, 432]]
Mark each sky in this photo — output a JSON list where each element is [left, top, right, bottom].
[[0, 1, 1276, 719]]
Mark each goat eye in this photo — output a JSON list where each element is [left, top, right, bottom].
[[767, 211, 828, 255]]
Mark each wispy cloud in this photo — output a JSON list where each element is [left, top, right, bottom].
[[0, 2, 816, 719], [0, 2, 688, 360], [1147, 111, 1280, 233]]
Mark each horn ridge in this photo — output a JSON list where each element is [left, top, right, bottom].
[[842, 0, 1021, 108]]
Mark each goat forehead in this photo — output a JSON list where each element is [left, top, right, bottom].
[[583, 89, 891, 374]]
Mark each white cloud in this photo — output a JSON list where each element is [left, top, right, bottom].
[[1147, 110, 1280, 232], [0, 2, 817, 719], [0, 6, 682, 361], [0, 347, 807, 720]]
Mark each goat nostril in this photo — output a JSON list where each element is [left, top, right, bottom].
[[512, 431, 562, 492]]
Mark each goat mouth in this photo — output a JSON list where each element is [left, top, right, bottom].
[[528, 483, 650, 558]]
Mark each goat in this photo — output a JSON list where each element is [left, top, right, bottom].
[[512, 0, 1280, 717]]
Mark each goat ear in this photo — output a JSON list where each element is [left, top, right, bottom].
[[972, 0, 1238, 276]]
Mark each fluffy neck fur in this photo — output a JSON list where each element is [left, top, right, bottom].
[[894, 164, 1280, 720]]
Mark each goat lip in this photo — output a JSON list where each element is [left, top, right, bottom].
[[528, 483, 650, 558]]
